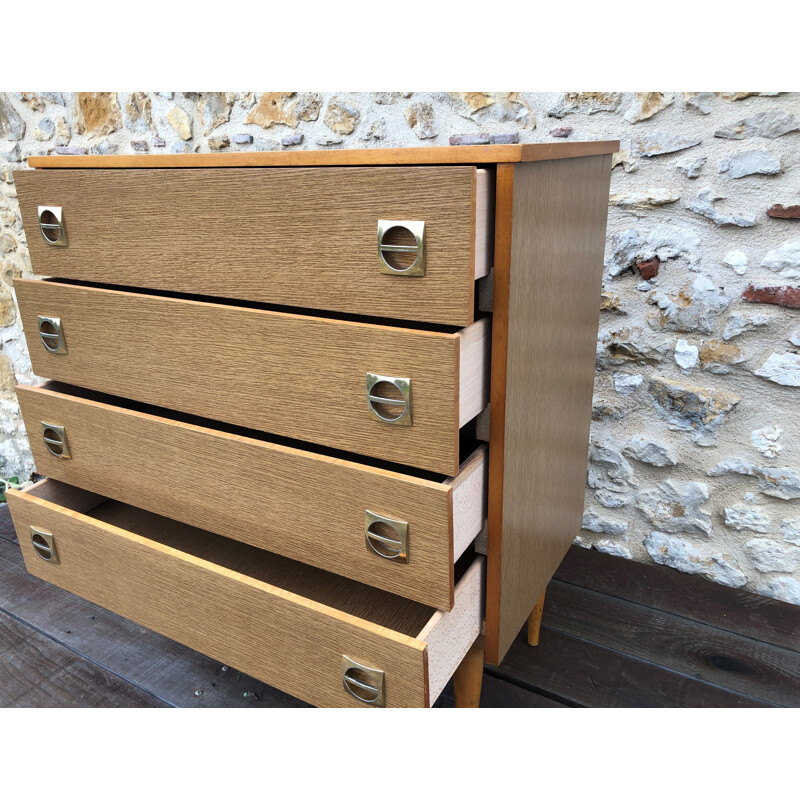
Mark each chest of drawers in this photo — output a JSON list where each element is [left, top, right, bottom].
[[6, 142, 616, 707]]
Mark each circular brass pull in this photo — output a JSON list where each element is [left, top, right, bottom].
[[377, 219, 425, 276], [366, 373, 412, 427], [341, 655, 385, 706], [41, 422, 71, 459], [30, 527, 59, 564], [365, 510, 408, 563]]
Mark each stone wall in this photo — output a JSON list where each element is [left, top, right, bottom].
[[1, 91, 799, 604]]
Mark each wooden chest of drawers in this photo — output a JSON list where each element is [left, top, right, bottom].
[[6, 142, 616, 707]]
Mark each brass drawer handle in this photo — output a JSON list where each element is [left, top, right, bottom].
[[38, 315, 67, 354], [377, 219, 425, 276], [30, 527, 59, 564], [41, 422, 71, 459], [341, 655, 385, 706], [38, 205, 68, 247], [365, 510, 408, 562], [366, 373, 412, 426]]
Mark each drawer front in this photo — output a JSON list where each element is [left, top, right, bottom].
[[19, 382, 488, 609], [15, 166, 492, 327], [17, 280, 490, 475], [7, 480, 484, 707]]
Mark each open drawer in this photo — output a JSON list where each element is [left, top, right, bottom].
[[6, 479, 484, 708], [17, 382, 487, 610], [15, 279, 490, 476]]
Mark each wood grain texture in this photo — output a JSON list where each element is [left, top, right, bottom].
[[0, 537, 308, 708], [15, 279, 487, 475], [490, 628, 772, 708], [18, 383, 488, 609], [7, 480, 485, 707], [486, 155, 612, 665], [0, 610, 165, 708], [451, 636, 485, 709], [555, 545, 800, 655], [527, 590, 547, 647], [15, 166, 485, 326], [27, 141, 620, 170], [7, 481, 429, 707], [543, 581, 800, 707]]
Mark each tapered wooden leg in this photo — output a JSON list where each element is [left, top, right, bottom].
[[527, 590, 547, 646], [453, 636, 484, 708]]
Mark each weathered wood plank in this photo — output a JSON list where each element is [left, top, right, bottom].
[[0, 537, 307, 708], [543, 580, 800, 707], [556, 545, 800, 654], [0, 610, 166, 708], [491, 628, 772, 708], [434, 673, 567, 708]]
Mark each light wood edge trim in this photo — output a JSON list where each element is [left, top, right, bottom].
[[14, 278, 458, 342], [9, 479, 426, 651], [484, 163, 515, 666], [418, 556, 485, 704], [474, 169, 494, 280], [457, 317, 492, 426], [27, 142, 620, 169], [18, 382, 452, 493], [446, 444, 489, 562]]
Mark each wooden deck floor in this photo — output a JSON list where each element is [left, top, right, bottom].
[[2, 503, 798, 708]]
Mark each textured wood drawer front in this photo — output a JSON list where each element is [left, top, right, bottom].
[[15, 166, 493, 327], [7, 480, 484, 708], [19, 383, 488, 609], [16, 280, 490, 475]]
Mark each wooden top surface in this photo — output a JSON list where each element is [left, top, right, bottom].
[[27, 141, 620, 169]]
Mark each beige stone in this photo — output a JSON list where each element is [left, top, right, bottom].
[[450, 92, 533, 127], [246, 93, 300, 130], [75, 92, 122, 137], [197, 92, 235, 133], [0, 352, 15, 392], [15, 92, 45, 112], [600, 291, 624, 313], [324, 98, 359, 135], [0, 233, 16, 255], [0, 93, 25, 140], [55, 116, 71, 146], [405, 102, 438, 140], [625, 92, 674, 123], [296, 93, 322, 122], [208, 135, 230, 151], [166, 105, 192, 140], [699, 340, 743, 366], [238, 92, 256, 110], [125, 92, 154, 133], [0, 283, 16, 327]]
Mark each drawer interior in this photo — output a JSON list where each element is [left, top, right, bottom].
[[23, 479, 476, 640]]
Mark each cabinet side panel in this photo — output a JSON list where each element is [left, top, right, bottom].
[[487, 154, 612, 664]]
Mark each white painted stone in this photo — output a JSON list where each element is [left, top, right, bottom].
[[745, 538, 800, 573], [715, 111, 800, 140], [594, 489, 631, 508], [675, 339, 699, 370], [648, 277, 731, 334], [743, 492, 761, 504], [597, 328, 671, 369], [718, 149, 781, 179], [622, 436, 678, 467], [781, 519, 800, 546], [609, 189, 680, 211], [684, 93, 714, 115], [613, 372, 643, 394], [587, 438, 638, 493], [676, 156, 706, 178], [751, 425, 783, 459], [759, 577, 800, 605], [636, 480, 712, 535], [723, 250, 748, 275], [582, 508, 628, 536], [572, 536, 592, 549], [594, 539, 633, 559], [645, 224, 702, 267], [604, 229, 644, 278], [687, 188, 756, 227], [708, 459, 800, 500], [789, 331, 800, 347], [754, 353, 800, 387], [636, 131, 701, 157], [644, 532, 747, 588], [723, 310, 773, 340], [724, 503, 771, 533], [761, 241, 800, 280]]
